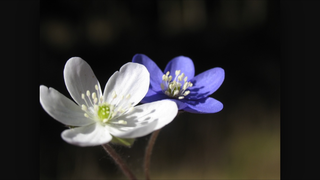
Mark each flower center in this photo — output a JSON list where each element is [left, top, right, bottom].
[[97, 105, 110, 120], [160, 70, 193, 99], [80, 84, 131, 125]]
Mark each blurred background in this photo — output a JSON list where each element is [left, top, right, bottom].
[[39, 0, 280, 179]]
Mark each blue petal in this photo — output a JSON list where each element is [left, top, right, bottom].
[[140, 89, 167, 103], [183, 97, 223, 114], [141, 89, 188, 110], [187, 67, 224, 100], [132, 54, 163, 92], [168, 99, 188, 110], [164, 56, 195, 80]]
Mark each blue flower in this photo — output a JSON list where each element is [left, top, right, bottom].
[[132, 54, 225, 114]]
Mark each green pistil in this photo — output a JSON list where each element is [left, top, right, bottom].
[[98, 104, 110, 121]]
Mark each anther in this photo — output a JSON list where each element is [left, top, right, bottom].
[[175, 70, 181, 76], [169, 83, 174, 90], [86, 90, 90, 97], [118, 120, 127, 125], [161, 70, 193, 99], [95, 84, 99, 91], [162, 74, 166, 81], [176, 82, 182, 88], [81, 93, 85, 99], [125, 94, 131, 99], [165, 91, 170, 96], [178, 73, 184, 81], [183, 90, 190, 96], [173, 90, 179, 97], [112, 91, 117, 99], [92, 92, 96, 100], [182, 83, 188, 91], [81, 104, 87, 111], [161, 83, 165, 91], [94, 105, 99, 111], [84, 113, 89, 118], [127, 106, 134, 113]]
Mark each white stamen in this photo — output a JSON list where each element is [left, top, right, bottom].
[[182, 82, 188, 91], [178, 73, 184, 81], [81, 93, 90, 108], [81, 104, 87, 111], [118, 120, 127, 125], [162, 74, 166, 81], [95, 84, 101, 99], [84, 113, 89, 118], [161, 83, 165, 91], [127, 106, 134, 113], [175, 70, 181, 76], [92, 92, 96, 100], [165, 91, 170, 96], [169, 83, 174, 90], [183, 90, 190, 96], [94, 105, 99, 111], [173, 90, 179, 97], [160, 70, 193, 99], [112, 91, 117, 99], [86, 91, 94, 106], [176, 82, 181, 88]]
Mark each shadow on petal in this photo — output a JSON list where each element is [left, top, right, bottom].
[[183, 97, 223, 114], [186, 79, 211, 100], [142, 91, 167, 103], [109, 107, 160, 138]]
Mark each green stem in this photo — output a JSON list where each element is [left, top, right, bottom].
[[102, 143, 137, 180]]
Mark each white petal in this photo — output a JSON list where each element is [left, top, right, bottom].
[[103, 62, 150, 109], [61, 123, 112, 147], [107, 100, 178, 138], [40, 85, 94, 126], [64, 57, 102, 106]]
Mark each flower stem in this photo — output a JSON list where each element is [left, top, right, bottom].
[[143, 111, 184, 180], [102, 143, 137, 180], [144, 129, 161, 180]]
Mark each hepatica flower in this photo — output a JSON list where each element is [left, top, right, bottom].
[[132, 54, 224, 113], [40, 57, 178, 147]]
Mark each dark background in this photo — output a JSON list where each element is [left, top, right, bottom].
[[39, 0, 280, 179]]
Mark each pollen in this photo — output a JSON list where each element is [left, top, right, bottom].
[[160, 70, 193, 99]]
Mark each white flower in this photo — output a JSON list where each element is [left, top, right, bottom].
[[40, 57, 178, 147]]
